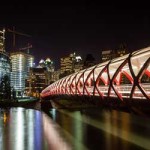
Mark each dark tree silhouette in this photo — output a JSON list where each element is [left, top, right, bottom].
[[0, 75, 11, 100], [83, 54, 96, 69]]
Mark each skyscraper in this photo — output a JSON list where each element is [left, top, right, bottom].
[[0, 28, 11, 82], [25, 67, 48, 98], [0, 28, 5, 52], [60, 52, 83, 75], [10, 51, 34, 97]]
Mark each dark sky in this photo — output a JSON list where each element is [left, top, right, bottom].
[[1, 2, 150, 69]]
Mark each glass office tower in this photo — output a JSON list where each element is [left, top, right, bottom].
[[10, 52, 34, 97]]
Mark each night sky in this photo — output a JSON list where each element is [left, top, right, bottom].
[[1, 2, 150, 69]]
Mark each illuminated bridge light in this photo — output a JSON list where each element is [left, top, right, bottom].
[[41, 47, 150, 101]]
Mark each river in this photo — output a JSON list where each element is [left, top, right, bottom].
[[0, 106, 150, 149]]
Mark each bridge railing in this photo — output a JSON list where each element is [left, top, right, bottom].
[[41, 46, 150, 101]]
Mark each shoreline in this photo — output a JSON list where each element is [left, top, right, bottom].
[[1, 98, 150, 118], [0, 98, 41, 110]]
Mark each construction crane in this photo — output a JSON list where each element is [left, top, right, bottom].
[[19, 43, 32, 54], [7, 26, 31, 49]]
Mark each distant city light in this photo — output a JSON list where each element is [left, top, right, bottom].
[[39, 59, 45, 64], [46, 58, 51, 62]]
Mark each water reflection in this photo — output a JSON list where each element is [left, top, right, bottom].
[[1, 106, 150, 150], [15, 108, 24, 150], [0, 107, 71, 150], [42, 113, 71, 150], [48, 108, 150, 150]]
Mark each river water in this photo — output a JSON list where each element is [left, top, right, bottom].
[[1, 106, 150, 150]]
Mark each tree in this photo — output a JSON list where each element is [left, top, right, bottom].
[[83, 54, 96, 69], [0, 75, 11, 100]]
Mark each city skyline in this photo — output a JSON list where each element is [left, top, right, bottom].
[[1, 2, 150, 68]]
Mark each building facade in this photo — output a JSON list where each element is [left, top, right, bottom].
[[101, 44, 128, 63], [60, 54, 74, 74], [10, 51, 34, 97], [0, 28, 11, 82], [101, 50, 113, 62], [37, 58, 55, 84], [0, 52, 11, 81], [60, 52, 83, 78], [0, 28, 5, 52], [25, 67, 48, 98]]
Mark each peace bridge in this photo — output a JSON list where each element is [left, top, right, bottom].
[[41, 46, 150, 107]]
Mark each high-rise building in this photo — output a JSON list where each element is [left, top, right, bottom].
[[37, 58, 55, 84], [101, 44, 128, 63], [0, 28, 11, 82], [0, 52, 11, 81], [60, 54, 73, 74], [38, 58, 55, 72], [74, 56, 83, 72], [0, 28, 5, 52], [101, 50, 112, 62], [60, 52, 83, 77], [25, 67, 48, 98], [10, 51, 34, 97], [52, 69, 61, 82]]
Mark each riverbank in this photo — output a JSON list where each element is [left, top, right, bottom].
[[0, 97, 40, 110], [1, 97, 150, 118]]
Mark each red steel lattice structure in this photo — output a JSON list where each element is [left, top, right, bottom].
[[41, 47, 150, 101]]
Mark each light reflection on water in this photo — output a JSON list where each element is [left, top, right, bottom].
[[1, 106, 150, 150], [48, 108, 150, 150], [0, 107, 71, 150]]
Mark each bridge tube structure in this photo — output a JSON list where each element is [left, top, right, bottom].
[[41, 47, 150, 102]]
